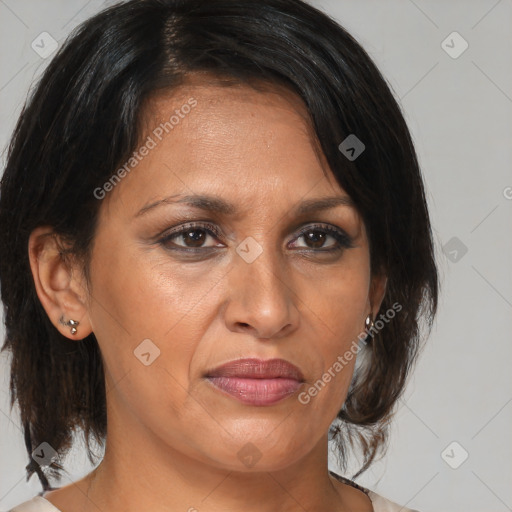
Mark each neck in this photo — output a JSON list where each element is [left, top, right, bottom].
[[77, 414, 349, 512]]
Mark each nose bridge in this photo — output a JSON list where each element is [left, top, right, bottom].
[[225, 236, 299, 338]]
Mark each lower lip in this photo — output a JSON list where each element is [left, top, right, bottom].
[[206, 377, 303, 405]]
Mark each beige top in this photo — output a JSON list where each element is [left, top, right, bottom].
[[9, 472, 419, 512]]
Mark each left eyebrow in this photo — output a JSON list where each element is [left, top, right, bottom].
[[134, 193, 355, 218], [294, 196, 355, 215]]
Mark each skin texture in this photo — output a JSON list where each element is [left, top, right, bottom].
[[28, 80, 386, 512]]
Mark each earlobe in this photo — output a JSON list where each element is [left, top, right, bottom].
[[28, 226, 92, 340], [59, 316, 80, 335]]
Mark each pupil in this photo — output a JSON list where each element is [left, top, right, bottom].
[[306, 231, 325, 248], [184, 229, 205, 247]]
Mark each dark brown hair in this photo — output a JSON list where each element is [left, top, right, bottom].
[[0, 0, 438, 489]]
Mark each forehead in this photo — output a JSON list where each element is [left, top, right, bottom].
[[103, 78, 351, 220], [141, 77, 318, 158]]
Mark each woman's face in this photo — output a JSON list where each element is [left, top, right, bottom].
[[81, 81, 385, 472]]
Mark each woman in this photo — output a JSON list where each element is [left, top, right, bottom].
[[0, 0, 438, 511]]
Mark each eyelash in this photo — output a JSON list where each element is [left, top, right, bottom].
[[157, 221, 354, 254]]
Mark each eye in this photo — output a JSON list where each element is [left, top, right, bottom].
[[159, 222, 223, 250], [290, 224, 354, 251], [158, 222, 354, 253]]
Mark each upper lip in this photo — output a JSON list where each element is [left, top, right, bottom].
[[205, 358, 305, 381]]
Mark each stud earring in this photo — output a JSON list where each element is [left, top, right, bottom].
[[59, 315, 80, 335], [364, 314, 374, 341]]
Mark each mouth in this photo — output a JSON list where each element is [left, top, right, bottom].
[[204, 358, 305, 406]]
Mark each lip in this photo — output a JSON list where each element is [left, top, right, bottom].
[[204, 358, 305, 406]]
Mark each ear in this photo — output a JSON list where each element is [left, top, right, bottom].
[[367, 271, 388, 320], [28, 226, 93, 340]]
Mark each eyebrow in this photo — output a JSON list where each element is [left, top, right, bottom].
[[135, 193, 354, 218]]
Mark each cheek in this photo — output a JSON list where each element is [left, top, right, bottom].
[[87, 239, 228, 387], [89, 232, 217, 333], [86, 248, 209, 428], [297, 258, 369, 408], [301, 255, 370, 338]]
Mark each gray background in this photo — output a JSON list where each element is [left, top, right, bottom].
[[0, 1, 511, 511]]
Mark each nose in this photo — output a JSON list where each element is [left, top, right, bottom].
[[223, 244, 300, 339]]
